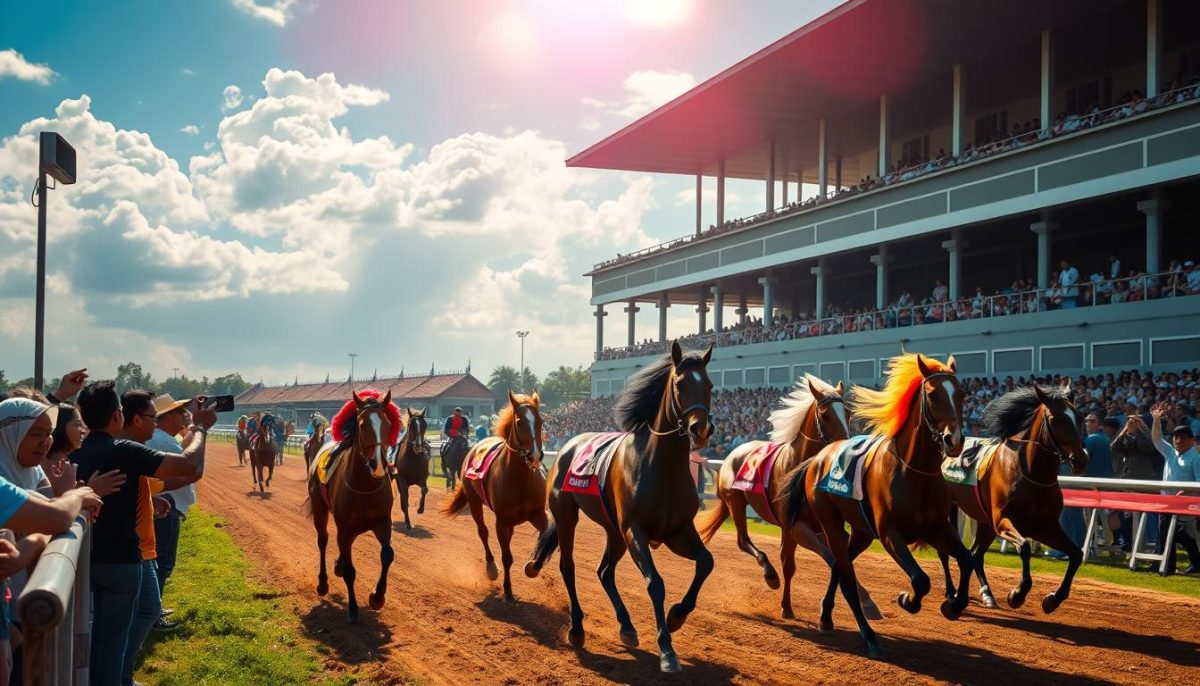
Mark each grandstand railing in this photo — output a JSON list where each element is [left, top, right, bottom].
[[597, 268, 1198, 360], [17, 515, 92, 686], [591, 83, 1200, 273]]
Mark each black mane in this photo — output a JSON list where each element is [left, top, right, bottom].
[[612, 350, 707, 431], [978, 386, 1068, 440]]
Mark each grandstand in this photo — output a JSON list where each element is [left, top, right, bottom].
[[576, 0, 1200, 397]]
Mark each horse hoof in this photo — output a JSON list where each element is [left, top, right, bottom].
[[316, 581, 328, 596], [524, 561, 541, 579], [940, 599, 962, 621], [503, 594, 516, 604], [863, 603, 883, 621], [1006, 589, 1027, 609], [897, 592, 920, 614], [405, 522, 413, 531], [819, 617, 834, 632], [619, 629, 639, 648], [781, 607, 795, 620], [980, 591, 998, 609], [567, 629, 585, 649], [368, 593, 385, 611], [418, 506, 425, 515], [1041, 594, 1062, 614], [666, 604, 687, 633], [486, 562, 499, 581], [660, 651, 681, 673], [764, 571, 781, 590], [865, 640, 884, 660]]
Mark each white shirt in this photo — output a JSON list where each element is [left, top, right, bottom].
[[1060, 266, 1079, 295], [147, 428, 196, 515]]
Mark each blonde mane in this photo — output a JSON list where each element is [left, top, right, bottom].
[[850, 354, 952, 439], [769, 374, 838, 444]]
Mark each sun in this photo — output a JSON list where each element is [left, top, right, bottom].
[[619, 0, 692, 28]]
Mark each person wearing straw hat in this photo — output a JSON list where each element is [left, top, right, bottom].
[[146, 394, 198, 627]]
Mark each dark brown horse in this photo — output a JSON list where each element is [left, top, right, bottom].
[[783, 353, 973, 659], [697, 374, 880, 619], [392, 408, 430, 530], [442, 392, 547, 602], [304, 424, 326, 470], [938, 384, 1088, 613], [526, 341, 714, 673], [440, 433, 469, 492], [305, 390, 400, 622], [250, 430, 275, 492], [236, 430, 250, 466]]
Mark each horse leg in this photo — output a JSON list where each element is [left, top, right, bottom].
[[929, 522, 974, 619], [312, 496, 330, 596], [779, 531, 799, 619], [729, 492, 778, 589], [1035, 523, 1083, 614], [792, 521, 882, 621], [596, 528, 637, 647], [497, 522, 516, 602], [994, 517, 1032, 607], [879, 528, 930, 615], [334, 531, 359, 622], [368, 520, 394, 611], [399, 477, 412, 530], [417, 478, 428, 515], [971, 526, 1000, 608], [267, 461, 274, 487], [662, 525, 714, 635], [817, 527, 874, 631], [937, 549, 955, 602], [555, 501, 585, 647], [819, 513, 882, 659], [466, 491, 498, 580], [626, 524, 679, 673]]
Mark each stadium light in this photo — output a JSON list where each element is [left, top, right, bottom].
[[515, 331, 530, 392], [33, 132, 76, 390]]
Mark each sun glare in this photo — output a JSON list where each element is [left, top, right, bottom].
[[619, 0, 692, 28]]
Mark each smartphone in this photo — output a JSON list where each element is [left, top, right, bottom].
[[203, 395, 236, 412]]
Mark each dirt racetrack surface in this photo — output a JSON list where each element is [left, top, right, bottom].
[[198, 444, 1200, 685]]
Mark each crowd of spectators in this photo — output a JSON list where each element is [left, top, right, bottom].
[[0, 370, 214, 685], [593, 78, 1200, 273], [597, 256, 1200, 361]]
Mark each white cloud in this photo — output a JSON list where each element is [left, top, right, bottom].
[[230, 0, 297, 27], [221, 85, 244, 112], [180, 124, 201, 135], [580, 116, 601, 131], [583, 68, 695, 118], [0, 49, 57, 85], [181, 68, 197, 77]]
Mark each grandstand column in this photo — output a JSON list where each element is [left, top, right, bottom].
[[697, 284, 709, 334], [781, 154, 789, 206], [657, 293, 669, 343], [811, 261, 830, 319], [624, 301, 639, 347], [759, 273, 776, 328], [594, 304, 606, 356], [818, 118, 828, 197], [834, 156, 842, 192], [942, 232, 968, 300], [717, 159, 726, 227], [694, 174, 703, 236], [870, 246, 891, 309], [1146, 0, 1162, 96], [1040, 29, 1055, 129], [1138, 189, 1169, 274], [952, 64, 965, 155], [737, 292, 748, 326], [711, 284, 725, 332], [1030, 220, 1057, 290], [878, 95, 890, 177], [766, 138, 776, 212]]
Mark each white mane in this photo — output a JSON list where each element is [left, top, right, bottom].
[[769, 373, 838, 444]]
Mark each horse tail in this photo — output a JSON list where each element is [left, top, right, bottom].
[[695, 494, 729, 544], [300, 494, 313, 519], [441, 481, 469, 517], [528, 516, 559, 570], [784, 458, 817, 528]]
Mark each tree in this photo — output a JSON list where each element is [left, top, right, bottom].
[[539, 365, 591, 409], [488, 365, 520, 398], [210, 373, 251, 396], [0, 370, 8, 392], [115, 362, 156, 394], [519, 367, 540, 396], [159, 375, 207, 400]]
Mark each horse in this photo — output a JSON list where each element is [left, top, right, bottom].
[[250, 429, 275, 492], [440, 432, 469, 492], [393, 407, 430, 530], [441, 391, 547, 602], [937, 384, 1088, 613], [304, 390, 400, 622], [236, 430, 250, 466], [782, 353, 973, 659], [526, 340, 714, 673], [697, 374, 881, 620], [304, 424, 326, 470]]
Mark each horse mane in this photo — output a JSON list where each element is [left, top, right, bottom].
[[769, 374, 836, 444], [491, 392, 540, 437], [612, 350, 706, 432], [851, 354, 952, 439], [979, 386, 1068, 440], [329, 389, 403, 448]]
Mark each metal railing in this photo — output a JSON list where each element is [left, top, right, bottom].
[[17, 515, 92, 686]]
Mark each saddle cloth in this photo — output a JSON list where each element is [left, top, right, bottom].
[[817, 435, 882, 501], [731, 442, 785, 526], [463, 439, 505, 509], [941, 439, 989, 486], [562, 432, 626, 499]]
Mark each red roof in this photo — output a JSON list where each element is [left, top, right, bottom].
[[235, 373, 493, 406]]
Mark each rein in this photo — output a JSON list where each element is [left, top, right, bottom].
[[884, 371, 958, 477], [502, 403, 540, 464], [647, 368, 711, 438], [1003, 406, 1069, 488], [796, 395, 845, 444]]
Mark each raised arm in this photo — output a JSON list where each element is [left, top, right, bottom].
[[152, 404, 217, 482]]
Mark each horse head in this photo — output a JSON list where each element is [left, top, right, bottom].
[[916, 354, 964, 457], [1033, 383, 1088, 476], [352, 390, 395, 478], [506, 390, 544, 469], [809, 378, 851, 444], [405, 407, 428, 455], [669, 340, 714, 449]]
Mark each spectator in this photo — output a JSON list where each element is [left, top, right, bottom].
[[1149, 403, 1200, 575], [1084, 413, 1113, 479], [1109, 254, 1122, 280], [1059, 260, 1080, 309]]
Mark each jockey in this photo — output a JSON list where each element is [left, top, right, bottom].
[[259, 412, 276, 441], [246, 412, 259, 435], [444, 407, 470, 442], [237, 414, 249, 438]]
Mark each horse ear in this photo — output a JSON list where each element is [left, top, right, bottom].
[[946, 355, 957, 373], [1060, 379, 1072, 395], [835, 380, 845, 394], [916, 354, 934, 378], [702, 344, 713, 364], [408, 406, 416, 417], [670, 340, 683, 367], [807, 376, 825, 401], [508, 390, 519, 407], [382, 390, 392, 406], [1032, 384, 1050, 404], [421, 406, 427, 416], [352, 390, 364, 407], [532, 390, 540, 404]]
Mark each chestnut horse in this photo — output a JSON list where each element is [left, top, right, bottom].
[[250, 430, 275, 492], [305, 390, 400, 622], [442, 391, 547, 601], [393, 408, 430, 530], [783, 353, 973, 659], [698, 375, 880, 620], [526, 341, 714, 673], [938, 384, 1088, 613]]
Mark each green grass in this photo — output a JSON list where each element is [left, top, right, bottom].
[[137, 510, 375, 685], [717, 514, 1200, 599]]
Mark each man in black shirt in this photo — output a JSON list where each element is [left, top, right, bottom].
[[72, 381, 215, 686]]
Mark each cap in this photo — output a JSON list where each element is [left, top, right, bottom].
[[453, 407, 463, 412], [1171, 425, 1194, 438]]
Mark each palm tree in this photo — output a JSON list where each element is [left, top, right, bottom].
[[488, 365, 521, 397]]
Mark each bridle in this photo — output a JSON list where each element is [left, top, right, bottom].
[[503, 403, 541, 466], [648, 367, 711, 438], [1003, 403, 1080, 487], [797, 395, 847, 444], [403, 416, 427, 454], [920, 372, 960, 446], [351, 402, 390, 480]]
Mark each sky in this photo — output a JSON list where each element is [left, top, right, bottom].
[[0, 0, 840, 386]]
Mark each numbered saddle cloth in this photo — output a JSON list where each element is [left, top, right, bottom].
[[562, 432, 626, 498], [817, 435, 882, 501], [941, 440, 989, 486], [731, 442, 785, 525]]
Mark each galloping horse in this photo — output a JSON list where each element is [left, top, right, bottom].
[[783, 353, 973, 659], [250, 429, 275, 492], [236, 430, 250, 467], [698, 375, 880, 620], [305, 390, 400, 622], [938, 384, 1088, 613], [527, 341, 714, 673], [393, 408, 430, 530], [440, 432, 469, 492], [304, 424, 326, 470], [441, 392, 546, 601]]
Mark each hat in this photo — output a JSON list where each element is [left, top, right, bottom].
[[1171, 425, 1194, 437], [453, 407, 463, 412], [152, 394, 190, 417], [1185, 260, 1195, 267]]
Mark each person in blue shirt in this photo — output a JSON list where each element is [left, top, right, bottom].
[[1083, 413, 1113, 479], [475, 416, 489, 442], [1150, 402, 1200, 575]]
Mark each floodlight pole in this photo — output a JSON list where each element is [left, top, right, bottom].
[[515, 331, 530, 392], [34, 169, 48, 390]]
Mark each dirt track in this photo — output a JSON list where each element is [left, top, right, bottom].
[[197, 444, 1200, 685]]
